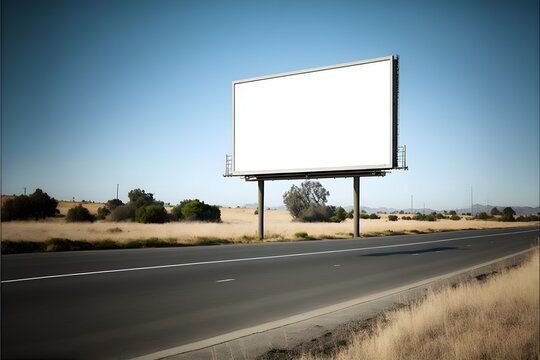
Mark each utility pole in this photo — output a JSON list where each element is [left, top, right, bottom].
[[470, 186, 474, 216], [116, 184, 119, 200], [410, 195, 413, 214], [24, 187, 26, 196]]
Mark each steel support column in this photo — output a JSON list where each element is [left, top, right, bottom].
[[353, 176, 360, 238], [258, 180, 264, 240]]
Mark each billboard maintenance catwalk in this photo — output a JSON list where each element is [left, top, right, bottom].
[[225, 55, 407, 239]]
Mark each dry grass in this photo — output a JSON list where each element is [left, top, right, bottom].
[[1, 203, 536, 243], [301, 248, 539, 360]]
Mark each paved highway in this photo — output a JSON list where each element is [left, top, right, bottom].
[[1, 227, 538, 359]]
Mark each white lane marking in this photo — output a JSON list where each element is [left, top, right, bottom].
[[333, 264, 341, 267], [412, 253, 419, 256], [216, 279, 235, 283], [2, 229, 537, 284]]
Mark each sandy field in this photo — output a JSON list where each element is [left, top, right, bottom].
[[1, 201, 537, 243]]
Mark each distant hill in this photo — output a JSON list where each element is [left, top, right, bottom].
[[455, 204, 540, 216]]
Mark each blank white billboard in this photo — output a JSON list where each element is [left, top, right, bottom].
[[233, 56, 397, 176]]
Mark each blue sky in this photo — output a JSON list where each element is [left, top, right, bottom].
[[2, 0, 539, 210]]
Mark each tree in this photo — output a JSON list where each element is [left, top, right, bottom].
[[1, 189, 58, 221], [107, 198, 124, 211], [283, 181, 331, 221], [128, 188, 162, 208], [490, 207, 500, 216], [501, 207, 515, 222]]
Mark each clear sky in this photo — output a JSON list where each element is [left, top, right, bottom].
[[2, 0, 539, 210]]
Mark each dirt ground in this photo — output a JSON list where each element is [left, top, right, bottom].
[[1, 201, 536, 243]]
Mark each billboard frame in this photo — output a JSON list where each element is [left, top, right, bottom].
[[231, 55, 399, 179]]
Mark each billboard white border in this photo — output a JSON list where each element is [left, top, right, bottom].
[[232, 55, 398, 178]]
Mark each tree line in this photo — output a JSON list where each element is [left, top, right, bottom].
[[1, 188, 221, 223]]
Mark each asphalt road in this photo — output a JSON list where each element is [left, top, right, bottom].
[[1, 227, 538, 359]]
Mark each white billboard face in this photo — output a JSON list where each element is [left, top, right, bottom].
[[233, 57, 396, 176]]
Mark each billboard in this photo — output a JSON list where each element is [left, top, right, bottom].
[[232, 56, 398, 178]]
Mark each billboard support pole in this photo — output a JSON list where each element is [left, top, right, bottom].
[[353, 176, 360, 238], [258, 180, 264, 239]]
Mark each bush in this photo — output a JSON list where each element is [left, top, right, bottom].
[[436, 213, 446, 219], [96, 207, 111, 220], [1, 189, 58, 221], [412, 214, 437, 221], [501, 207, 516, 222], [66, 204, 96, 222], [475, 212, 490, 220], [402, 216, 412, 220], [295, 232, 309, 239], [177, 199, 221, 222], [490, 207, 500, 216], [135, 205, 168, 224], [330, 206, 348, 223], [516, 214, 539, 222], [368, 213, 380, 220], [298, 205, 334, 222], [360, 213, 370, 219], [110, 203, 137, 221], [450, 214, 461, 221], [169, 204, 183, 221], [388, 215, 398, 221]]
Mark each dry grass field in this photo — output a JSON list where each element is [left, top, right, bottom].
[[1, 200, 537, 243], [300, 248, 539, 360]]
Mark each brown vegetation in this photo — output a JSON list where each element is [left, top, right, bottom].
[[1, 204, 537, 243], [300, 248, 539, 360]]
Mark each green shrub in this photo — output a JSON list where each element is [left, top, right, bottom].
[[412, 214, 437, 221], [369, 213, 380, 220], [170, 204, 183, 221], [66, 204, 95, 222], [110, 203, 137, 221], [516, 214, 539, 222], [388, 215, 398, 221], [295, 232, 309, 238], [436, 213, 446, 219], [402, 216, 412, 220], [96, 207, 111, 220], [135, 205, 168, 223], [450, 214, 461, 220], [178, 199, 221, 222], [45, 238, 93, 251], [1, 189, 58, 221], [330, 207, 347, 223], [475, 212, 490, 220], [1, 240, 45, 254], [298, 205, 334, 222], [360, 213, 370, 219]]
